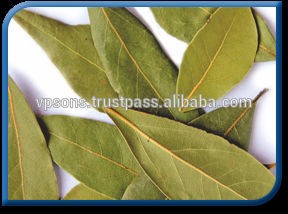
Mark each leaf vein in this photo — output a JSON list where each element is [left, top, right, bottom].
[[224, 107, 251, 136], [200, 7, 213, 15], [8, 86, 25, 199], [106, 108, 247, 200], [259, 44, 276, 57], [182, 11, 238, 110], [49, 131, 138, 176], [101, 8, 172, 111]]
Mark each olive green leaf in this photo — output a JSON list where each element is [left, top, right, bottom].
[[122, 174, 166, 200], [63, 184, 113, 200], [151, 7, 275, 62], [8, 77, 58, 200], [151, 7, 217, 43], [13, 10, 117, 111], [106, 108, 275, 200], [88, 7, 201, 123], [177, 8, 258, 112], [40, 115, 142, 199], [252, 11, 276, 62], [189, 89, 268, 151]]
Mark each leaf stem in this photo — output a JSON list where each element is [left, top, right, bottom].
[[253, 88, 269, 104]]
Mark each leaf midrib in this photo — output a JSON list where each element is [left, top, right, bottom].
[[100, 8, 175, 118], [183, 8, 275, 59], [223, 107, 251, 137], [8, 86, 25, 199], [259, 44, 276, 57], [224, 89, 267, 136], [182, 9, 237, 110], [49, 131, 138, 176], [106, 108, 247, 200]]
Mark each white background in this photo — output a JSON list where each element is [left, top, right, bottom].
[[8, 7, 276, 198]]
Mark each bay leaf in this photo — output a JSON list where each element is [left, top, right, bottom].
[[13, 10, 117, 111], [8, 77, 58, 199], [40, 115, 142, 199], [106, 108, 275, 200], [151, 7, 217, 43], [177, 8, 258, 112], [252, 11, 276, 62], [88, 7, 201, 123], [151, 7, 275, 62], [63, 184, 113, 200], [189, 89, 268, 151], [122, 174, 166, 200]]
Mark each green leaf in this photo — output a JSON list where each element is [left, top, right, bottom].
[[106, 108, 275, 200], [88, 7, 201, 123], [189, 89, 268, 151], [177, 8, 258, 112], [122, 174, 166, 200], [252, 11, 276, 62], [191, 107, 254, 151], [13, 10, 117, 111], [151, 7, 217, 43], [8, 77, 58, 200], [63, 184, 113, 200], [40, 115, 141, 199], [151, 7, 275, 62]]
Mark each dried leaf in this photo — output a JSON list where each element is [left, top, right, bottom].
[[190, 89, 268, 151], [151, 7, 275, 62], [63, 184, 113, 200], [107, 108, 275, 200], [151, 7, 217, 43], [177, 8, 258, 112], [40, 115, 142, 199], [8, 77, 58, 199], [88, 7, 202, 123], [191, 107, 254, 151], [252, 11, 276, 62], [122, 174, 166, 200], [13, 10, 117, 111]]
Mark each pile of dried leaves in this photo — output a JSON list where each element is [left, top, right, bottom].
[[8, 7, 276, 200]]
